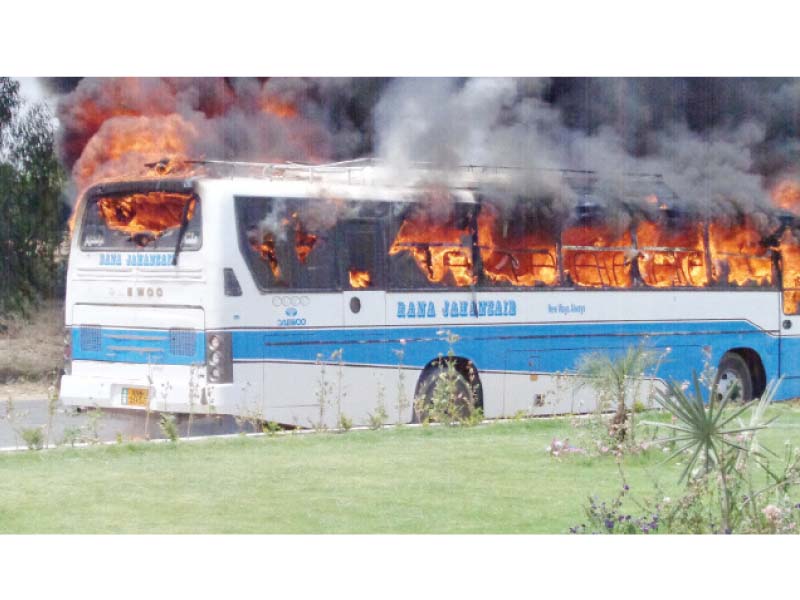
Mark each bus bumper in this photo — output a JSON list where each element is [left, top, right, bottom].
[[59, 362, 238, 414]]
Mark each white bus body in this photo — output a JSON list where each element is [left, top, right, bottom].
[[60, 165, 800, 427]]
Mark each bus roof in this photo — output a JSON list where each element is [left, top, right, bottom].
[[80, 158, 681, 206]]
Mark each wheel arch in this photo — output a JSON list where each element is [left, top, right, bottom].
[[414, 355, 485, 410], [721, 347, 767, 398]]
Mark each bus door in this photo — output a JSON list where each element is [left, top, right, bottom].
[[340, 219, 386, 328]]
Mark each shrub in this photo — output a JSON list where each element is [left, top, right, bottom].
[[337, 414, 353, 432], [159, 414, 179, 443], [571, 483, 662, 534], [20, 426, 44, 450], [367, 405, 388, 430], [414, 331, 482, 427], [60, 425, 82, 447], [262, 421, 281, 436]]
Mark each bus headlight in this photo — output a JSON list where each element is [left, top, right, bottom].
[[205, 332, 232, 384]]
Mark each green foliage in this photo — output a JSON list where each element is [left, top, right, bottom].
[[20, 426, 44, 450], [415, 358, 482, 426], [45, 379, 58, 448], [0, 78, 19, 139], [84, 407, 105, 444], [60, 425, 82, 448], [647, 371, 768, 483], [337, 414, 353, 432], [367, 404, 388, 430], [0, 77, 67, 316], [159, 414, 179, 443], [414, 331, 482, 427], [576, 345, 661, 444], [262, 421, 282, 436], [636, 376, 800, 533], [393, 348, 409, 424], [571, 482, 661, 534]]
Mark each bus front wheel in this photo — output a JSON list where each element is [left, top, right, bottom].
[[715, 352, 753, 403]]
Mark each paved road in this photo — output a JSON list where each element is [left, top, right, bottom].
[[0, 397, 246, 449]]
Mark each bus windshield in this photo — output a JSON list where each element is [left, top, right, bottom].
[[80, 190, 202, 251]]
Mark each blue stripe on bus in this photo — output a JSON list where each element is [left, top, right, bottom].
[[237, 320, 776, 373], [71, 327, 205, 365], [243, 320, 778, 390], [71, 320, 800, 399]]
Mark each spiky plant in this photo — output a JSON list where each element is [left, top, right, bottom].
[[648, 372, 767, 483], [646, 371, 773, 532]]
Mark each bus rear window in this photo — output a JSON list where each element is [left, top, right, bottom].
[[80, 191, 202, 251]]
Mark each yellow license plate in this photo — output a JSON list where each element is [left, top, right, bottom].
[[123, 387, 149, 407]]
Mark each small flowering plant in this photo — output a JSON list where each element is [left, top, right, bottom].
[[546, 437, 585, 458], [759, 502, 800, 533], [570, 482, 663, 535]]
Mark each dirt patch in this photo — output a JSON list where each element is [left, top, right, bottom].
[[0, 300, 64, 383], [0, 381, 51, 402]]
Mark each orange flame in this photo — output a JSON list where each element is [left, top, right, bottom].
[[237, 190, 800, 308], [250, 232, 281, 279], [477, 205, 558, 286], [260, 97, 299, 119], [708, 219, 773, 287], [348, 269, 372, 288], [636, 220, 708, 287], [561, 223, 633, 288], [389, 210, 476, 286], [772, 180, 800, 215], [780, 228, 800, 314], [63, 78, 327, 241], [765, 179, 800, 310], [294, 219, 318, 264], [73, 114, 200, 190], [95, 192, 195, 239]]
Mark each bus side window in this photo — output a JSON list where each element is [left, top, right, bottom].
[[341, 220, 385, 290], [783, 247, 800, 314], [285, 200, 338, 291], [388, 203, 476, 289], [236, 196, 338, 292], [477, 202, 560, 288]]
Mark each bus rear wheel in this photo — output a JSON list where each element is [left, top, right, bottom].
[[413, 361, 480, 424], [714, 352, 753, 403]]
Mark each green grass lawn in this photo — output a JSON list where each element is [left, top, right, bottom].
[[3, 405, 800, 533]]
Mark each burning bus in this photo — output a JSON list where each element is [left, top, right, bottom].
[[59, 160, 800, 426]]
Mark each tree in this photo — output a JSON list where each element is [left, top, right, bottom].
[[0, 78, 19, 139], [0, 77, 67, 316]]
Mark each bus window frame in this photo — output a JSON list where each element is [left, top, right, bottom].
[[79, 180, 203, 254], [338, 218, 387, 291]]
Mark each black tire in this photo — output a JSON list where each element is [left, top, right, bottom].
[[412, 361, 479, 423], [715, 352, 753, 403]]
